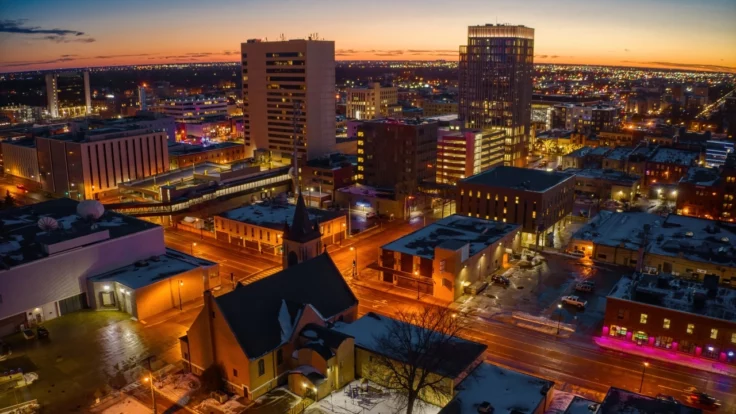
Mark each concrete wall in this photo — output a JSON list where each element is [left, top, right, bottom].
[[1, 142, 40, 183], [0, 227, 165, 322]]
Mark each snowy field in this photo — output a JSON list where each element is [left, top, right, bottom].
[[305, 380, 440, 414]]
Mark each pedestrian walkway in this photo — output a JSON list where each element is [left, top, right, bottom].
[[350, 270, 450, 308], [594, 336, 736, 378]]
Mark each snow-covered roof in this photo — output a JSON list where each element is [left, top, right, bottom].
[[564, 146, 592, 158], [0, 198, 158, 269], [438, 362, 553, 414], [588, 146, 612, 156], [603, 146, 634, 161], [88, 248, 215, 290], [680, 166, 720, 187], [381, 214, 520, 260], [608, 272, 736, 322], [337, 184, 396, 199], [648, 148, 699, 166], [331, 312, 487, 378], [569, 168, 640, 185], [460, 166, 574, 192], [573, 211, 736, 267], [598, 387, 701, 414], [219, 200, 345, 230]]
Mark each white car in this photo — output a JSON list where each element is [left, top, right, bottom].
[[561, 295, 587, 309]]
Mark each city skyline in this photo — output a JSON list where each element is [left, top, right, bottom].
[[1, 0, 735, 73]]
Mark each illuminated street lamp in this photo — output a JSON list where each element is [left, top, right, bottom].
[[556, 304, 563, 335], [639, 361, 649, 393], [178, 280, 183, 311], [143, 375, 157, 413], [191, 242, 197, 256], [349, 247, 357, 278]]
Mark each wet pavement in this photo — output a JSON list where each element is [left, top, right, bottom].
[[0, 309, 197, 411], [456, 253, 625, 337]]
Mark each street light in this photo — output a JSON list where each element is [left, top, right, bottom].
[[349, 247, 357, 278], [143, 375, 157, 413], [191, 242, 197, 256], [178, 280, 183, 311], [556, 304, 563, 335], [639, 361, 649, 393]]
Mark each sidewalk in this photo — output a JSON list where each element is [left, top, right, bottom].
[[350, 272, 450, 308], [594, 336, 736, 378]]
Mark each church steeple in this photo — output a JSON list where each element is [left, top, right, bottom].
[[282, 192, 323, 269]]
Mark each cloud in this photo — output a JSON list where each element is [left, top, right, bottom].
[[93, 53, 151, 59], [535, 54, 549, 59], [0, 19, 95, 43], [624, 48, 631, 52], [1, 55, 77, 68], [222, 50, 238, 56], [621, 60, 736, 73]]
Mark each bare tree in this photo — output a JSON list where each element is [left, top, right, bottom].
[[370, 306, 477, 414]]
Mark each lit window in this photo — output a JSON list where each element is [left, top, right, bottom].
[[663, 319, 670, 329], [639, 314, 647, 324], [710, 328, 718, 339], [687, 324, 694, 334], [732, 333, 736, 344], [532, 211, 537, 219]]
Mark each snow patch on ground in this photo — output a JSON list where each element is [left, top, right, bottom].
[[155, 371, 200, 405], [100, 396, 151, 414], [306, 380, 441, 414], [196, 396, 247, 414]]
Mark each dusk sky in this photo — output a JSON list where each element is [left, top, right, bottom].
[[0, 0, 734, 73]]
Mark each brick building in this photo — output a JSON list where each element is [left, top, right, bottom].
[[676, 162, 736, 221], [457, 166, 574, 247], [604, 273, 736, 365], [168, 142, 247, 169]]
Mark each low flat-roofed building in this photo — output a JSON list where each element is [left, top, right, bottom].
[[87, 248, 218, 321], [378, 214, 521, 301], [0, 198, 163, 335], [597, 387, 702, 413], [569, 211, 736, 285], [332, 312, 488, 407], [1, 139, 40, 184], [676, 164, 736, 221], [335, 183, 405, 219], [214, 198, 346, 255], [457, 166, 574, 248], [438, 362, 554, 414], [646, 147, 700, 186], [604, 272, 736, 364], [568, 168, 640, 201], [168, 141, 247, 169]]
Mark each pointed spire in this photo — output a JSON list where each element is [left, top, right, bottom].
[[283, 193, 321, 242]]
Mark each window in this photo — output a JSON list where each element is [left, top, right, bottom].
[[277, 349, 283, 365], [686, 324, 694, 334], [663, 318, 670, 329], [732, 333, 736, 344], [710, 328, 718, 339], [257, 359, 265, 376], [617, 309, 625, 319], [639, 314, 647, 324], [233, 368, 238, 377]]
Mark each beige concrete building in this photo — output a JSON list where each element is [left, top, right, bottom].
[[346, 83, 398, 120], [377, 214, 521, 302], [1, 139, 40, 184], [423, 101, 458, 117], [36, 124, 170, 199], [436, 126, 504, 185], [241, 38, 336, 160]]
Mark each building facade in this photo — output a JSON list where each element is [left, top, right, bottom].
[[45, 71, 91, 118], [457, 166, 574, 247], [346, 83, 398, 120], [357, 118, 437, 193], [459, 24, 534, 167], [36, 125, 170, 198], [423, 101, 458, 117], [1, 139, 40, 184], [168, 142, 248, 169], [436, 126, 504, 185], [158, 95, 229, 124], [241, 38, 336, 160], [300, 153, 355, 206], [676, 163, 736, 221]]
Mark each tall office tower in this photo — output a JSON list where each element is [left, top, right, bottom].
[[346, 83, 398, 120], [241, 38, 336, 160], [459, 24, 534, 167], [45, 71, 91, 118]]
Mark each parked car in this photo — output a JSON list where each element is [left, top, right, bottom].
[[566, 250, 585, 258], [491, 275, 510, 286], [37, 326, 49, 339], [365, 212, 377, 219], [655, 394, 679, 404], [687, 392, 721, 408], [561, 295, 587, 309], [575, 281, 595, 293], [22, 328, 35, 340], [16, 184, 28, 193], [466, 281, 488, 296]]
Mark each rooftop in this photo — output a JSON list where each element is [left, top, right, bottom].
[[564, 146, 592, 158], [681, 167, 721, 187], [168, 141, 243, 156], [0, 198, 159, 269], [219, 200, 345, 231], [609, 272, 736, 322], [604, 146, 634, 161], [438, 362, 553, 414], [381, 214, 519, 260], [597, 387, 702, 414], [460, 166, 573, 192], [589, 146, 612, 156], [569, 168, 640, 184], [649, 148, 699, 166], [573, 211, 736, 268], [214, 254, 357, 359], [537, 129, 573, 139], [305, 153, 355, 170], [88, 248, 216, 289], [331, 312, 487, 378], [363, 118, 437, 126], [337, 184, 396, 200]]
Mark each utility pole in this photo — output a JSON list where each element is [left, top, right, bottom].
[[142, 355, 157, 414]]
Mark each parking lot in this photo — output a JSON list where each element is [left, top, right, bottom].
[[456, 253, 625, 337], [0, 308, 199, 411]]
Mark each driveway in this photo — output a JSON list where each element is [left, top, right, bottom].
[[0, 308, 199, 411]]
